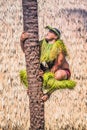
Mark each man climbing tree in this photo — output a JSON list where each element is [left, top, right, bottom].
[[20, 26, 76, 102]]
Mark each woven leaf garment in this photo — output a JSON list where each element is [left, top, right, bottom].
[[20, 70, 76, 94], [40, 39, 68, 63]]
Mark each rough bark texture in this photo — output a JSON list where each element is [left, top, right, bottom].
[[22, 0, 44, 130]]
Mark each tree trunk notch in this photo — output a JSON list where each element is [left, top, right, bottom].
[[22, 0, 44, 130]]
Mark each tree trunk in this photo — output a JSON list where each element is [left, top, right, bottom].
[[22, 0, 44, 130]]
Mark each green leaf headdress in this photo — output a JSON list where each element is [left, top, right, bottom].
[[45, 26, 61, 39]]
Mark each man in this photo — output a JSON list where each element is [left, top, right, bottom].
[[20, 26, 71, 101]]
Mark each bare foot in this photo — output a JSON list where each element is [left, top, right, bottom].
[[41, 94, 50, 101]]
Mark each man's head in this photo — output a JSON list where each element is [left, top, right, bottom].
[[45, 26, 61, 42]]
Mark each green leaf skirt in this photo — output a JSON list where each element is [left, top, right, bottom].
[[19, 70, 76, 94]]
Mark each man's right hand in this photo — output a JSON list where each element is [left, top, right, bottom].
[[20, 32, 29, 42], [20, 32, 29, 53]]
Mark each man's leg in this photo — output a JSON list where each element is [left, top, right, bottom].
[[41, 70, 67, 101], [41, 69, 71, 101]]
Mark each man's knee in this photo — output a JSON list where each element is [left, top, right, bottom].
[[54, 70, 66, 80], [55, 71, 62, 80]]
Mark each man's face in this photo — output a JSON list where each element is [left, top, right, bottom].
[[45, 31, 58, 41]]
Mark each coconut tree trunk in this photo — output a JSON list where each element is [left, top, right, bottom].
[[22, 0, 44, 130]]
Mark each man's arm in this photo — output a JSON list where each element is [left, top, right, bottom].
[[51, 52, 65, 73]]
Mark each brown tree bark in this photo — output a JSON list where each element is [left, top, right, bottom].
[[22, 0, 44, 130]]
